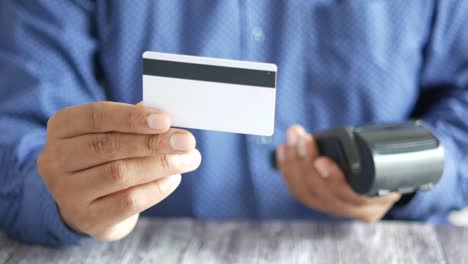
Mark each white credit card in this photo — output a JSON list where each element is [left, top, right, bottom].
[[142, 51, 277, 136]]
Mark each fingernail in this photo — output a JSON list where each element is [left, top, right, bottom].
[[146, 113, 169, 130], [277, 147, 285, 163], [158, 174, 181, 193], [314, 160, 329, 178], [287, 129, 298, 146], [170, 133, 195, 151], [297, 136, 308, 158]]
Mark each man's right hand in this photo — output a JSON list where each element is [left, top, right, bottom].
[[37, 102, 201, 241]]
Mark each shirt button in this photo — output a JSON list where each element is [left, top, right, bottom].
[[251, 26, 265, 42], [256, 136, 272, 145]]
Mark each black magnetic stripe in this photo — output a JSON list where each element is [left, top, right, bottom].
[[143, 58, 276, 88]]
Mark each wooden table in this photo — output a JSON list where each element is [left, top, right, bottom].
[[1, 218, 467, 263]]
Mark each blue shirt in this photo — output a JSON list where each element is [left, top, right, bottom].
[[0, 1, 467, 246]]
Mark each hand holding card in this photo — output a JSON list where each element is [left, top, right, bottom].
[[143, 52, 277, 136]]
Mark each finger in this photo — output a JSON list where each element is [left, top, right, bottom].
[[91, 214, 140, 241], [293, 134, 363, 217], [278, 125, 306, 192], [278, 143, 314, 203], [318, 190, 400, 221], [326, 198, 393, 222], [60, 128, 196, 171], [280, 126, 345, 213], [353, 194, 401, 223], [48, 102, 171, 139], [277, 125, 304, 186], [286, 125, 305, 147], [297, 134, 319, 160], [282, 125, 305, 166], [89, 174, 182, 226], [297, 135, 332, 200], [72, 149, 202, 201], [367, 192, 401, 205], [279, 128, 327, 209], [296, 146, 399, 221], [314, 157, 369, 206]]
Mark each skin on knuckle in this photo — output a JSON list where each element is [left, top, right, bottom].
[[157, 154, 173, 171], [108, 160, 127, 186], [90, 133, 118, 158], [126, 109, 144, 130], [88, 103, 103, 131], [144, 134, 161, 154], [121, 191, 142, 212]]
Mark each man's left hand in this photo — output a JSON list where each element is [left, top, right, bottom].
[[277, 125, 401, 223]]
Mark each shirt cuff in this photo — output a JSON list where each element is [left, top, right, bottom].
[[40, 188, 90, 246], [18, 162, 90, 246]]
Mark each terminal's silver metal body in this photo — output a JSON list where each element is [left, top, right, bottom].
[[314, 121, 445, 196]]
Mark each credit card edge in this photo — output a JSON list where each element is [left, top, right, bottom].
[[143, 51, 277, 72]]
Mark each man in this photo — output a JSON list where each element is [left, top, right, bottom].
[[0, 1, 467, 246]]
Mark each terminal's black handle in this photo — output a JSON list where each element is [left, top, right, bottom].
[[269, 134, 369, 194], [270, 137, 347, 171]]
